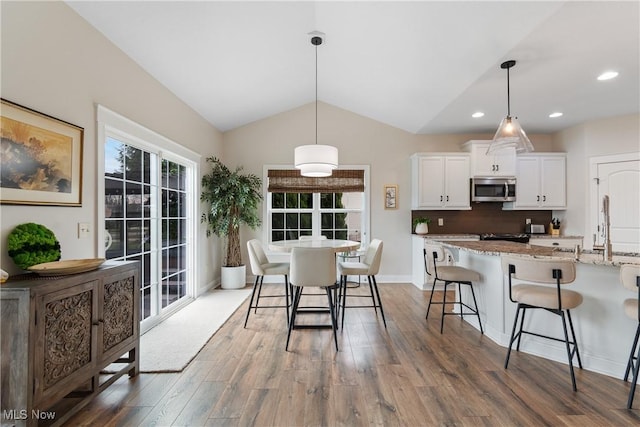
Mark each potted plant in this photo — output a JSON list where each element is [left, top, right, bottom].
[[201, 157, 262, 289], [413, 217, 431, 235]]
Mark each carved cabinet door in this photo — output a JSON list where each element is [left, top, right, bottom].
[[98, 268, 139, 363], [34, 280, 98, 407]]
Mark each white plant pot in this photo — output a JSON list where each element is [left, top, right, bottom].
[[415, 223, 429, 234], [221, 265, 246, 289]]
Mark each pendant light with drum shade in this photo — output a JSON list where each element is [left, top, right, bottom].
[[294, 34, 338, 177], [487, 60, 534, 154]]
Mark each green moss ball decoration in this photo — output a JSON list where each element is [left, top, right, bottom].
[[7, 223, 61, 270]]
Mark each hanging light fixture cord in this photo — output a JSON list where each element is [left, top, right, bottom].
[[311, 36, 322, 145], [315, 38, 318, 145], [501, 60, 516, 117]]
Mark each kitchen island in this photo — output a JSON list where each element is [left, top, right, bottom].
[[432, 239, 640, 381]]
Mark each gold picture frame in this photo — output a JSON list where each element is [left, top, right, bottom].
[[1, 99, 83, 206], [384, 184, 398, 209]]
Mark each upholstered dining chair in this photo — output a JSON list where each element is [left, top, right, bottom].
[[337, 239, 386, 329], [245, 239, 291, 328], [502, 255, 583, 391], [299, 235, 327, 240], [286, 247, 339, 351], [424, 243, 483, 334], [621, 264, 640, 408]]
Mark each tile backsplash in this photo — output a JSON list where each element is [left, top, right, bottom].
[[411, 203, 552, 235]]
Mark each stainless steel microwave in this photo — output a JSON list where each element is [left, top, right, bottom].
[[471, 177, 516, 202]]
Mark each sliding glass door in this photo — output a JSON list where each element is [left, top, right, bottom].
[[104, 136, 193, 327]]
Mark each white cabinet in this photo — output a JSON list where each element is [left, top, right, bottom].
[[504, 153, 567, 210], [462, 140, 516, 177], [411, 153, 470, 210]]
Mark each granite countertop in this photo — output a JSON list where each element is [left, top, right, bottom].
[[528, 234, 584, 239], [438, 240, 640, 267]]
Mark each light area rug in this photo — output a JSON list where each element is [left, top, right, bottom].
[[139, 288, 251, 372]]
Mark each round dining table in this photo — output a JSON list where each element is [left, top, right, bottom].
[[269, 239, 360, 253]]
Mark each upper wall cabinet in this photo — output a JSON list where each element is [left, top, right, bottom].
[[411, 153, 471, 210], [503, 153, 567, 210], [462, 140, 516, 177]]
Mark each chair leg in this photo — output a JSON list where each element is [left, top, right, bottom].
[[516, 307, 527, 351], [566, 310, 582, 368], [244, 276, 261, 328], [326, 287, 339, 351], [340, 275, 348, 330], [560, 310, 578, 391], [624, 323, 640, 381], [286, 286, 303, 351], [366, 276, 378, 314], [468, 282, 483, 334], [254, 276, 265, 313], [505, 304, 522, 369], [284, 274, 290, 327], [370, 275, 387, 328], [425, 278, 437, 320], [628, 324, 640, 409], [440, 281, 449, 334]]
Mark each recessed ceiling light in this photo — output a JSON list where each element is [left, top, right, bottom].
[[471, 112, 484, 118], [597, 71, 619, 81], [549, 112, 563, 118]]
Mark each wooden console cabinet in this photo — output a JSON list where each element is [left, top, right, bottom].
[[1, 261, 140, 427]]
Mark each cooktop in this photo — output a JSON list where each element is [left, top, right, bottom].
[[479, 233, 530, 243]]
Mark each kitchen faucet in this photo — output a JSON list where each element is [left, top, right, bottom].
[[593, 195, 612, 261]]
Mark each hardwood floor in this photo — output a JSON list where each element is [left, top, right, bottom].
[[66, 283, 640, 426]]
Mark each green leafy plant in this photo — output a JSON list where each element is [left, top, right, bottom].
[[200, 157, 262, 267], [413, 217, 431, 227], [7, 223, 61, 270]]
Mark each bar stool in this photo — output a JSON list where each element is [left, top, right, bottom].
[[245, 239, 291, 328], [502, 255, 583, 391], [337, 239, 386, 329], [621, 264, 640, 409], [424, 243, 483, 334]]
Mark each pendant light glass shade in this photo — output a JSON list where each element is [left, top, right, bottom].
[[487, 60, 533, 155], [294, 34, 339, 177], [294, 144, 338, 177], [488, 115, 534, 154]]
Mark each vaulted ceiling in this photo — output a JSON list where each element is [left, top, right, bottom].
[[67, 1, 639, 135]]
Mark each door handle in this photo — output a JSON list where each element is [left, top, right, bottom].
[[543, 195, 546, 202], [440, 195, 443, 202], [446, 195, 449, 202]]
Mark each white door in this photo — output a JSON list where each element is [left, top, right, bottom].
[[596, 159, 640, 253]]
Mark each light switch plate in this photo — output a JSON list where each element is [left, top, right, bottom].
[[438, 218, 444, 226], [78, 222, 90, 238]]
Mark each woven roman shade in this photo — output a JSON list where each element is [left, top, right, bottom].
[[268, 169, 364, 193]]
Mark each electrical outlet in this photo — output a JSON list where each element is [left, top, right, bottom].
[[78, 222, 90, 238], [525, 218, 532, 224], [438, 218, 444, 226]]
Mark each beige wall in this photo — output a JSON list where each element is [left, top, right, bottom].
[[0, 2, 223, 290], [551, 113, 640, 243], [3, 2, 635, 286], [224, 102, 553, 280]]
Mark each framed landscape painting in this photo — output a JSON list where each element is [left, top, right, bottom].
[[1, 99, 83, 206]]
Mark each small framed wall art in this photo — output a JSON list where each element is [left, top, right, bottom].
[[1, 99, 83, 206], [384, 184, 398, 209]]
